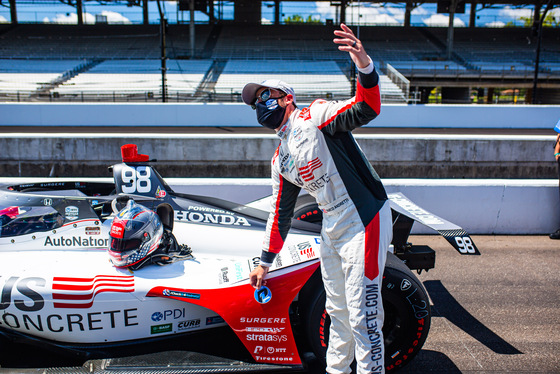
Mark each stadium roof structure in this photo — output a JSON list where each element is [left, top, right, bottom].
[[4, 0, 560, 24], [4, 0, 560, 4], [2, 0, 559, 38]]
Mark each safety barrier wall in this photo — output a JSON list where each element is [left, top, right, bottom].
[[1, 102, 559, 128], [165, 178, 560, 236], [0, 177, 557, 235]]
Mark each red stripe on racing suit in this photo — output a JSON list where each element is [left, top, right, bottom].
[[364, 211, 381, 280]]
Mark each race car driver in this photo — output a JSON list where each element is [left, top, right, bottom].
[[246, 24, 392, 374]]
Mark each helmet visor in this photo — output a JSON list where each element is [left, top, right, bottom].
[[110, 237, 143, 252]]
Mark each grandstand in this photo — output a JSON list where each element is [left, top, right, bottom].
[[0, 20, 559, 103], [52, 59, 213, 100], [0, 59, 89, 95]]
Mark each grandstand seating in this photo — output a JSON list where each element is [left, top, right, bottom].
[[213, 60, 351, 102], [427, 27, 560, 75], [212, 59, 407, 103], [544, 62, 560, 74], [0, 24, 558, 103], [0, 24, 210, 59], [385, 60, 467, 77], [53, 59, 212, 98], [0, 59, 91, 99], [212, 24, 339, 61]]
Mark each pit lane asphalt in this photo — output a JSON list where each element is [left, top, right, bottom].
[[0, 235, 558, 373], [389, 235, 560, 374], [302, 235, 560, 374]]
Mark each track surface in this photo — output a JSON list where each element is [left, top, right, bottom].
[[308, 235, 560, 374], [396, 235, 560, 374], [0, 235, 558, 373]]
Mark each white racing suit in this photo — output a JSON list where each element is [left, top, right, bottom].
[[260, 62, 393, 374]]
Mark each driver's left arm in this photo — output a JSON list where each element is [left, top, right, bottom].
[[313, 59, 381, 136]]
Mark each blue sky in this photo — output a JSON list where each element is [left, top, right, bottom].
[[0, 1, 557, 27]]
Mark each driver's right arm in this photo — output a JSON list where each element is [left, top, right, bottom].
[[257, 154, 301, 282], [250, 265, 269, 289]]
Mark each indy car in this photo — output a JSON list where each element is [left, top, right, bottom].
[[0, 144, 479, 373]]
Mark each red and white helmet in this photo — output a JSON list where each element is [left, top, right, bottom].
[[108, 200, 163, 269]]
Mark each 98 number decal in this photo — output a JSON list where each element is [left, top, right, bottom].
[[121, 165, 151, 194], [454, 236, 476, 254]]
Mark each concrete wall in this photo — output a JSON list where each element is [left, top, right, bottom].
[[0, 133, 556, 179], [1, 177, 558, 235], [1, 102, 559, 128]]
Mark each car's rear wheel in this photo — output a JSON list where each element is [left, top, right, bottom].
[[293, 195, 322, 224]]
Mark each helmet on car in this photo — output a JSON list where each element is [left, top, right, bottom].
[[108, 200, 163, 269]]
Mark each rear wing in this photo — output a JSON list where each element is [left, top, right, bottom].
[[389, 192, 480, 255]]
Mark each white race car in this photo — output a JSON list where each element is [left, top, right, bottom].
[[0, 145, 479, 373]]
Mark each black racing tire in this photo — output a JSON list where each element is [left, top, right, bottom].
[[295, 196, 431, 372], [293, 195, 323, 224]]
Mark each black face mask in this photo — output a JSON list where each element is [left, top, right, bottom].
[[255, 99, 286, 130]]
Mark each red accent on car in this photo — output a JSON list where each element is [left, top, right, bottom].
[[52, 275, 135, 309], [0, 206, 20, 219], [147, 262, 320, 366], [121, 144, 149, 162]]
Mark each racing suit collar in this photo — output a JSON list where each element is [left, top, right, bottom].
[[275, 109, 299, 139]]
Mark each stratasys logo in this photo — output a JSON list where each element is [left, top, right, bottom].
[[44, 236, 109, 247], [246, 333, 288, 342]]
